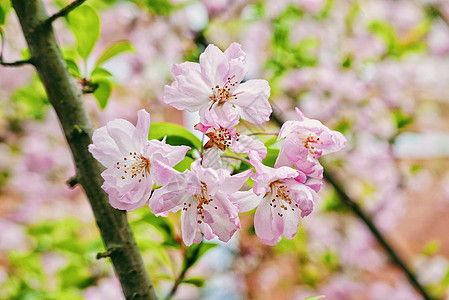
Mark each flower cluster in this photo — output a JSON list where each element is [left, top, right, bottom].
[[89, 43, 346, 246]]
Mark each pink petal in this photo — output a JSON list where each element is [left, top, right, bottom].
[[229, 190, 262, 213], [132, 109, 151, 151], [231, 79, 272, 125], [254, 197, 282, 246], [106, 119, 137, 155], [89, 127, 122, 168], [181, 202, 199, 246], [199, 44, 229, 87], [224, 42, 248, 84], [219, 169, 253, 194]]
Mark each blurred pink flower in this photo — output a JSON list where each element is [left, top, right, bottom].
[[369, 280, 421, 300], [164, 43, 272, 129], [249, 153, 317, 246], [89, 109, 189, 211], [149, 160, 252, 246], [0, 220, 27, 251], [84, 277, 125, 300]]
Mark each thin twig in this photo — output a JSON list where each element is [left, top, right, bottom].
[[0, 58, 33, 67], [222, 155, 251, 165], [324, 171, 432, 300], [44, 0, 86, 26], [247, 132, 279, 136], [0, 28, 34, 67], [165, 243, 203, 300]]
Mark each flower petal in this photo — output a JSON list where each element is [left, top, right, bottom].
[[199, 44, 229, 87], [181, 203, 199, 246], [231, 79, 271, 125], [229, 190, 262, 213], [89, 126, 122, 168], [254, 197, 282, 246]]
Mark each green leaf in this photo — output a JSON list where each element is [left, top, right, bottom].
[[91, 67, 113, 79], [12, 76, 49, 120], [391, 110, 413, 129], [422, 240, 440, 256], [144, 0, 176, 16], [67, 5, 101, 59], [174, 156, 194, 172], [182, 277, 205, 287], [368, 19, 398, 56], [262, 148, 279, 168], [304, 296, 325, 300], [0, 0, 11, 26], [65, 59, 82, 79], [148, 122, 202, 150], [93, 79, 112, 110], [184, 242, 217, 269], [95, 41, 136, 67], [138, 213, 174, 238]]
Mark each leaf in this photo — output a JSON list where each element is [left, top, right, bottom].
[[262, 148, 279, 168], [422, 240, 440, 256], [12, 76, 49, 120], [95, 41, 136, 67], [90, 67, 113, 79], [148, 122, 202, 150], [174, 156, 194, 172], [304, 296, 325, 300], [65, 59, 82, 79], [391, 110, 413, 129], [138, 213, 174, 238], [182, 277, 205, 287], [93, 79, 112, 110], [184, 242, 217, 269], [67, 5, 101, 59], [144, 0, 176, 16], [0, 0, 11, 26]]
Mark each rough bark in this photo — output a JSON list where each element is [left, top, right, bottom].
[[10, 1, 157, 299]]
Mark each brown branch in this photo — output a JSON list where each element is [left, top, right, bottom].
[[11, 1, 157, 299]]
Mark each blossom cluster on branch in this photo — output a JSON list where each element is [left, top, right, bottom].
[[89, 43, 346, 246]]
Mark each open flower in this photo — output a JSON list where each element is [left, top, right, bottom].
[[249, 153, 317, 246], [275, 108, 346, 179], [164, 43, 272, 129], [149, 160, 252, 246], [89, 109, 190, 211]]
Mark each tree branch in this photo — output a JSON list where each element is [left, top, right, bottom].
[[270, 112, 432, 300], [11, 1, 157, 299], [0, 58, 33, 67], [44, 0, 86, 26], [324, 171, 432, 300]]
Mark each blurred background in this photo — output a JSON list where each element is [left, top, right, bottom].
[[1, 0, 449, 299]]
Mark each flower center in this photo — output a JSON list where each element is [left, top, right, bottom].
[[268, 181, 298, 217], [209, 75, 244, 108], [183, 182, 218, 224], [115, 152, 150, 183], [300, 135, 323, 159], [204, 127, 238, 151]]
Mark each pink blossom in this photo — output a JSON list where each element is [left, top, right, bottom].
[[89, 109, 189, 211], [249, 154, 317, 246], [149, 160, 252, 246], [275, 108, 346, 179], [163, 43, 272, 129]]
